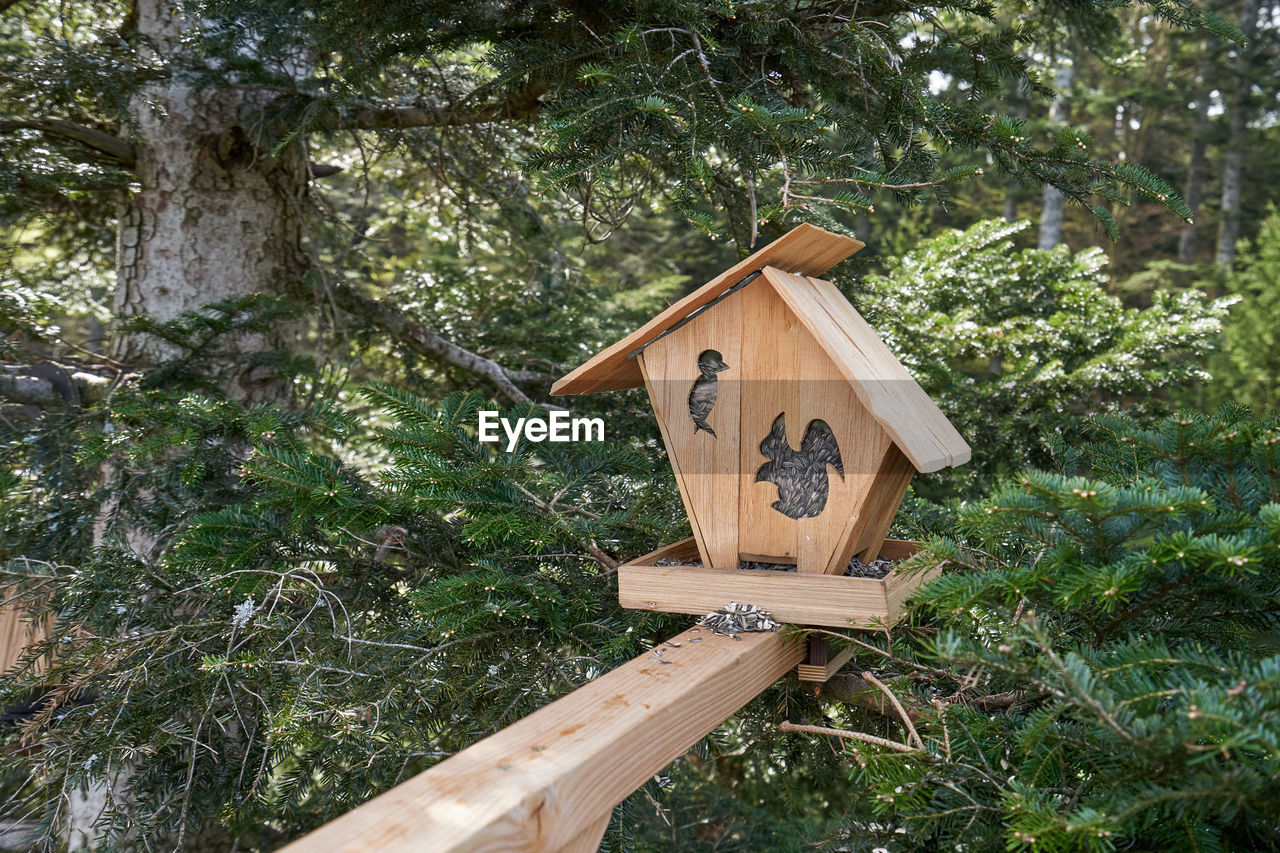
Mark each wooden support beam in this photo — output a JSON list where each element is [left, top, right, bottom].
[[280, 627, 806, 853], [559, 815, 611, 853], [797, 637, 857, 682]]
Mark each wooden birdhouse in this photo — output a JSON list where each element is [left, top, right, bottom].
[[552, 224, 969, 640]]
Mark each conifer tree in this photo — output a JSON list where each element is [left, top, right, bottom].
[[783, 407, 1280, 851]]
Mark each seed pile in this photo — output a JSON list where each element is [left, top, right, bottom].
[[843, 555, 894, 579], [697, 602, 781, 637], [658, 555, 894, 579]]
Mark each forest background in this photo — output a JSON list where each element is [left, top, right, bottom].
[[1, 0, 1279, 850]]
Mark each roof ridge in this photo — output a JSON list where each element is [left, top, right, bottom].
[[552, 224, 863, 396]]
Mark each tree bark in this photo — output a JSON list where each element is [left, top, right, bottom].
[[1038, 56, 1074, 250], [1216, 0, 1260, 268], [110, 0, 308, 404], [67, 2, 310, 847], [1004, 76, 1030, 223]]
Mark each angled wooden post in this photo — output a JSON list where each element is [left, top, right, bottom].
[[280, 627, 805, 853]]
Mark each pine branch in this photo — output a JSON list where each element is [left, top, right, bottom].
[[328, 283, 544, 405], [0, 118, 135, 167]]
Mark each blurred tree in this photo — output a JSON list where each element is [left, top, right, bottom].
[[858, 219, 1230, 496], [1203, 206, 1280, 412]]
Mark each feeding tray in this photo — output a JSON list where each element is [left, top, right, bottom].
[[554, 224, 968, 659], [616, 537, 938, 630]]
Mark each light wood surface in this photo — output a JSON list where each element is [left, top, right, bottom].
[[552, 225, 863, 396], [558, 815, 611, 853], [850, 446, 916, 564], [797, 639, 857, 682], [617, 538, 932, 629], [279, 626, 805, 853], [795, 273, 970, 472], [639, 290, 743, 568], [736, 275, 892, 572], [637, 355, 714, 570], [0, 597, 47, 674]]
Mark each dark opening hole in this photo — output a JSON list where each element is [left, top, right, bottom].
[[688, 349, 729, 437], [754, 413, 844, 519]]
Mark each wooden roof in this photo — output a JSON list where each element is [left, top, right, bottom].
[[551, 224, 864, 396], [759, 267, 970, 473], [551, 224, 969, 473]]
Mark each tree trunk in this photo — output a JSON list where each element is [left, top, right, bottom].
[[1038, 56, 1074, 250], [1216, 0, 1260, 268], [111, 0, 308, 403], [68, 2, 309, 848], [1004, 77, 1030, 223], [1178, 61, 1212, 263]]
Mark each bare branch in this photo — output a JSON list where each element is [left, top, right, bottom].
[[327, 283, 544, 405], [0, 118, 135, 167], [509, 482, 619, 572], [815, 673, 930, 722], [319, 82, 548, 132], [1, 363, 112, 408], [862, 670, 924, 749], [778, 721, 920, 753]]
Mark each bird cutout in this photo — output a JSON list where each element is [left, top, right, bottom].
[[687, 349, 730, 437], [754, 414, 845, 519]]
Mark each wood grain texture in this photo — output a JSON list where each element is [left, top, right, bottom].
[[279, 626, 805, 853], [620, 564, 888, 627], [760, 267, 967, 472], [736, 276, 892, 572], [849, 447, 916, 565], [797, 274, 970, 472], [640, 291, 743, 568], [618, 538, 931, 629], [559, 815, 610, 853], [797, 643, 857, 682], [637, 354, 713, 568], [551, 225, 863, 396], [0, 598, 47, 674]]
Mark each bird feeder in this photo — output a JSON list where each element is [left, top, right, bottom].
[[552, 224, 969, 665]]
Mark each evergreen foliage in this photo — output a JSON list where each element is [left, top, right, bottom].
[[1, 1, 1277, 846], [1204, 206, 1280, 414], [861, 219, 1231, 495], [1, 0, 1231, 252], [807, 407, 1280, 851], [0, 309, 683, 849]]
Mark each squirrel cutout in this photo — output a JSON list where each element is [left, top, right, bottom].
[[755, 414, 844, 519]]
